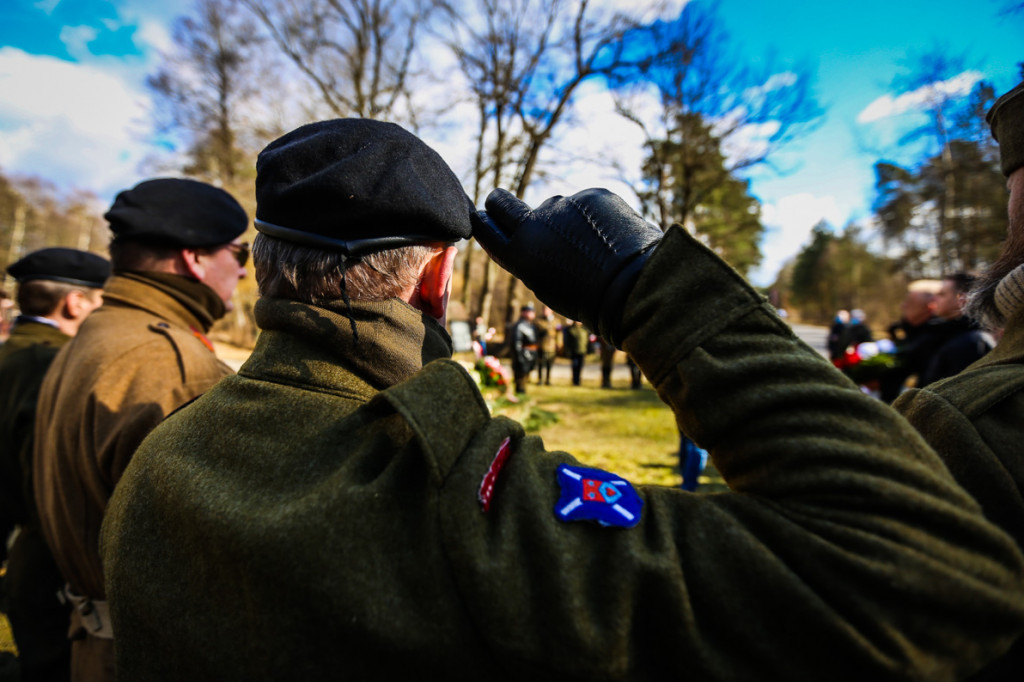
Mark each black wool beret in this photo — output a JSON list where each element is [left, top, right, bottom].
[[8, 247, 111, 288], [255, 119, 473, 256], [104, 178, 248, 248], [987, 80, 1024, 177]]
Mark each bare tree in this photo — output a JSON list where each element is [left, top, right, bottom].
[[612, 2, 822, 231], [150, 0, 271, 186], [241, 0, 429, 121], [437, 0, 559, 325], [438, 0, 675, 325]]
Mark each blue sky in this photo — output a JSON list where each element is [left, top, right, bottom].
[[0, 0, 1022, 285]]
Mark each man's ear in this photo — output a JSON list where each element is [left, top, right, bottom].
[[179, 248, 205, 280], [63, 290, 88, 320], [419, 246, 458, 322]]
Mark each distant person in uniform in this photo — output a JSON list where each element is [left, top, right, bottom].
[[534, 305, 558, 385], [888, 283, 938, 345], [845, 308, 873, 347], [32, 179, 248, 682], [0, 248, 108, 682], [471, 316, 492, 357], [510, 303, 538, 393], [826, 309, 850, 362], [916, 272, 994, 388], [895, 78, 1024, 681], [879, 281, 939, 402], [564, 319, 589, 386], [100, 119, 1024, 681]]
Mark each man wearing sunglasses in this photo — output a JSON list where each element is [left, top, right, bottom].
[[32, 177, 248, 682]]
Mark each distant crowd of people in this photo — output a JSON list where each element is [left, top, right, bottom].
[[471, 304, 642, 395], [827, 272, 998, 403], [0, 79, 1023, 681]]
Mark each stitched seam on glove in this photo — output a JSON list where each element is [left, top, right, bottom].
[[565, 195, 616, 252]]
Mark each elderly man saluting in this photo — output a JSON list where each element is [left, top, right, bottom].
[[102, 120, 1024, 681]]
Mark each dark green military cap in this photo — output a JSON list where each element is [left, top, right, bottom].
[[7, 247, 110, 288], [104, 178, 248, 248], [254, 119, 473, 258], [987, 80, 1024, 177]]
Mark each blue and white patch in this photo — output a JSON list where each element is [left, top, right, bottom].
[[555, 464, 643, 528]]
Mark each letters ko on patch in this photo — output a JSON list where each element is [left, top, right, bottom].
[[555, 464, 643, 528]]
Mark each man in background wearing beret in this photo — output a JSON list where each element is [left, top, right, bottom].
[[0, 248, 108, 682], [895, 80, 1024, 681], [102, 119, 1024, 680], [32, 178, 248, 682], [511, 302, 538, 394]]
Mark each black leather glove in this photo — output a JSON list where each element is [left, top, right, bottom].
[[472, 188, 663, 346]]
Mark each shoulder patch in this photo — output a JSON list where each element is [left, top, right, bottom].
[[555, 464, 643, 528]]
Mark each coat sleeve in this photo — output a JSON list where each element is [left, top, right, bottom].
[[433, 227, 1024, 681]]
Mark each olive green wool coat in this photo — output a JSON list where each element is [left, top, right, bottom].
[[0, 320, 68, 528], [895, 299, 1024, 681], [102, 228, 1024, 681], [0, 319, 74, 679]]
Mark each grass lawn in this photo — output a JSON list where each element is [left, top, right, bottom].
[[482, 378, 726, 492]]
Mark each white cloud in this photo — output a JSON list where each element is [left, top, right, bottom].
[[744, 71, 798, 101], [59, 25, 99, 61], [857, 71, 984, 124], [599, 0, 690, 24], [748, 192, 844, 286], [0, 47, 153, 201], [134, 19, 173, 55], [34, 0, 61, 14]]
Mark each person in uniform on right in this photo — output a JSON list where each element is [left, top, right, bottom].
[[894, 79, 1024, 681], [101, 118, 1024, 681]]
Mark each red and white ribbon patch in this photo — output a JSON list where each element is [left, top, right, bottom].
[[478, 437, 512, 512]]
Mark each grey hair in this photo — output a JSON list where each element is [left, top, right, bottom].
[[252, 233, 441, 304]]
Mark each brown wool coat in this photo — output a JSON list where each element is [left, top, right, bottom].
[[895, 302, 1024, 681], [34, 274, 232, 601], [103, 228, 1024, 681], [535, 315, 559, 354]]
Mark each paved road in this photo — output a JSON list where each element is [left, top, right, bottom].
[[790, 323, 829, 358]]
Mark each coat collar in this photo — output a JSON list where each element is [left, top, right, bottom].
[[240, 297, 453, 401], [100, 272, 217, 332], [1, 319, 70, 355]]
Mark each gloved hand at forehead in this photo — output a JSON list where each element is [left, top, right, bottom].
[[472, 188, 663, 346]]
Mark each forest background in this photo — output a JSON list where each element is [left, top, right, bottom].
[[2, 0, 1024, 345]]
